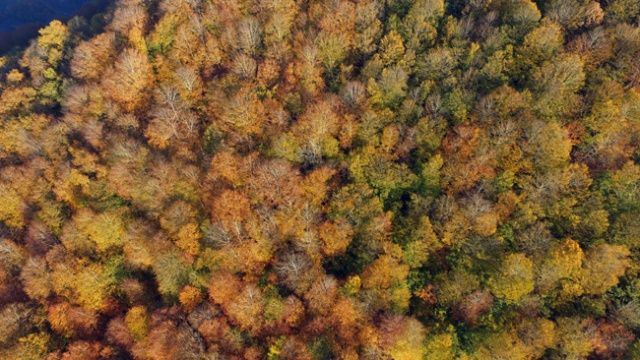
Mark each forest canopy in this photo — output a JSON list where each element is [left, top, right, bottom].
[[0, 0, 640, 359]]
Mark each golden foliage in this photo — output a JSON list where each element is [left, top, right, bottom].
[[179, 286, 203, 313], [125, 306, 149, 341]]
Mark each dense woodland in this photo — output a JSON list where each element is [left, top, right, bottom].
[[0, 0, 639, 358]]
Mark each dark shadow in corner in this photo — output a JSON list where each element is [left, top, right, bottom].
[[0, 0, 110, 55]]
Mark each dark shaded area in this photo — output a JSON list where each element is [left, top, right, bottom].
[[0, 0, 87, 32], [0, 0, 109, 54]]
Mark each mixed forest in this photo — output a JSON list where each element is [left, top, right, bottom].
[[0, 0, 640, 358]]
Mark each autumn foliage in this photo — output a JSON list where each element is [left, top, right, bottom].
[[0, 0, 639, 358]]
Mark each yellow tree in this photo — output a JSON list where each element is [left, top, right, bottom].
[[517, 318, 557, 358], [175, 223, 202, 255], [37, 20, 69, 67], [221, 86, 265, 138], [0, 184, 23, 228], [125, 306, 149, 341], [361, 253, 411, 311], [527, 121, 573, 172], [379, 315, 427, 360], [536, 238, 584, 293], [580, 244, 631, 295], [423, 329, 456, 360], [554, 317, 595, 359], [74, 208, 126, 253], [72, 263, 117, 311], [487, 253, 535, 303]]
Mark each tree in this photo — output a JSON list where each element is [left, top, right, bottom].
[[554, 317, 595, 359], [210, 189, 251, 238], [152, 251, 190, 298], [101, 48, 153, 112], [72, 209, 126, 253], [72, 263, 118, 311], [0, 303, 32, 348], [179, 286, 203, 313], [530, 54, 585, 119], [403, 216, 440, 268], [60, 341, 105, 360], [48, 302, 99, 339], [401, 0, 443, 52], [379, 315, 426, 360], [209, 272, 242, 306], [0, 86, 37, 117], [109, 0, 148, 50], [361, 254, 410, 290], [316, 31, 350, 74], [517, 318, 557, 358], [274, 251, 315, 293], [536, 238, 584, 293], [527, 121, 572, 171], [435, 268, 481, 307], [360, 254, 411, 311], [290, 99, 342, 162], [501, 0, 541, 37], [249, 160, 302, 208], [611, 212, 640, 250], [330, 296, 361, 344], [145, 84, 200, 149], [0, 184, 24, 228], [71, 33, 117, 81], [454, 290, 494, 327], [319, 219, 353, 257], [109, 0, 147, 33], [220, 86, 265, 137], [517, 19, 563, 69], [37, 20, 69, 67], [471, 330, 532, 360], [355, 0, 383, 57], [146, 317, 206, 359], [0, 332, 49, 360], [580, 244, 630, 295], [20, 257, 52, 303], [6, 69, 24, 84], [125, 306, 149, 341], [487, 253, 535, 303], [592, 320, 635, 359], [226, 284, 265, 334], [423, 330, 457, 360], [175, 223, 202, 255], [367, 66, 409, 109], [611, 162, 640, 212], [349, 146, 418, 201], [546, 0, 604, 30], [304, 275, 338, 316], [262, 0, 297, 53]]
